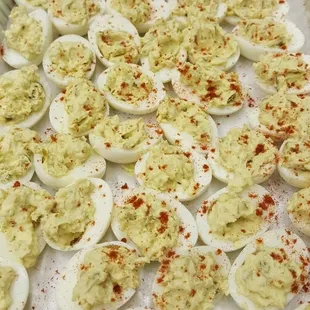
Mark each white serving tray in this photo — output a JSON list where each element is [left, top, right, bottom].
[[1, 0, 310, 309]]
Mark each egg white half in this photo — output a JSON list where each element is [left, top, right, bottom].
[[56, 241, 143, 310], [88, 14, 140, 67], [135, 148, 212, 202], [159, 113, 218, 155], [48, 0, 105, 36], [225, 0, 290, 25], [0, 257, 29, 310], [3, 8, 53, 69], [152, 246, 231, 308], [171, 70, 245, 116], [96, 64, 166, 115], [208, 138, 277, 184], [277, 139, 310, 188], [233, 19, 305, 62], [196, 185, 276, 252], [43, 35, 96, 89], [49, 91, 110, 137], [0, 181, 47, 266], [0, 69, 51, 131], [111, 187, 198, 259], [43, 178, 113, 251], [255, 54, 310, 95], [89, 122, 163, 164], [34, 147, 106, 189], [14, 0, 46, 12], [141, 48, 187, 84], [105, 0, 169, 34], [229, 229, 309, 310]]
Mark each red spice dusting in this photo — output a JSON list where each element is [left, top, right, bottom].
[[190, 289, 196, 297], [255, 144, 266, 155], [0, 45, 4, 56], [203, 164, 209, 172], [256, 209, 263, 216], [133, 198, 144, 209], [248, 193, 258, 198], [258, 195, 275, 211], [290, 270, 297, 279], [121, 183, 128, 190], [108, 250, 118, 260], [202, 205, 208, 214], [159, 212, 169, 225], [185, 232, 191, 239], [200, 264, 206, 270], [51, 135, 57, 142], [157, 276, 164, 283], [121, 238, 127, 243], [291, 281, 299, 294], [193, 183, 200, 190], [256, 238, 263, 244], [230, 83, 241, 93], [215, 249, 222, 255], [241, 229, 246, 233], [270, 252, 283, 263], [13, 181, 21, 188], [113, 284, 122, 294], [179, 226, 184, 233], [167, 250, 176, 258], [248, 97, 256, 108]]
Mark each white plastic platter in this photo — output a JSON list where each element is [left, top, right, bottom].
[[0, 0, 310, 309]]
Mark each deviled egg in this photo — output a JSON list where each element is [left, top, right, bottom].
[[2, 6, 53, 68], [278, 136, 310, 188], [89, 115, 163, 164], [233, 18, 305, 61], [156, 97, 218, 153], [0, 257, 29, 310], [229, 229, 309, 310], [48, 0, 105, 36], [140, 18, 187, 83], [0, 127, 40, 187], [56, 241, 147, 310], [40, 178, 113, 251], [196, 185, 276, 252], [105, 0, 169, 33], [172, 62, 246, 115], [287, 187, 310, 236], [43, 35, 96, 88], [112, 187, 198, 261], [34, 133, 106, 189], [88, 14, 140, 67], [15, 0, 48, 11], [169, 0, 228, 23], [248, 91, 310, 141], [184, 22, 240, 71], [152, 246, 231, 309], [254, 52, 310, 94], [208, 126, 278, 186], [0, 181, 53, 268], [49, 78, 109, 137], [135, 141, 212, 201], [0, 66, 51, 131], [225, 0, 289, 25], [96, 63, 166, 114]]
